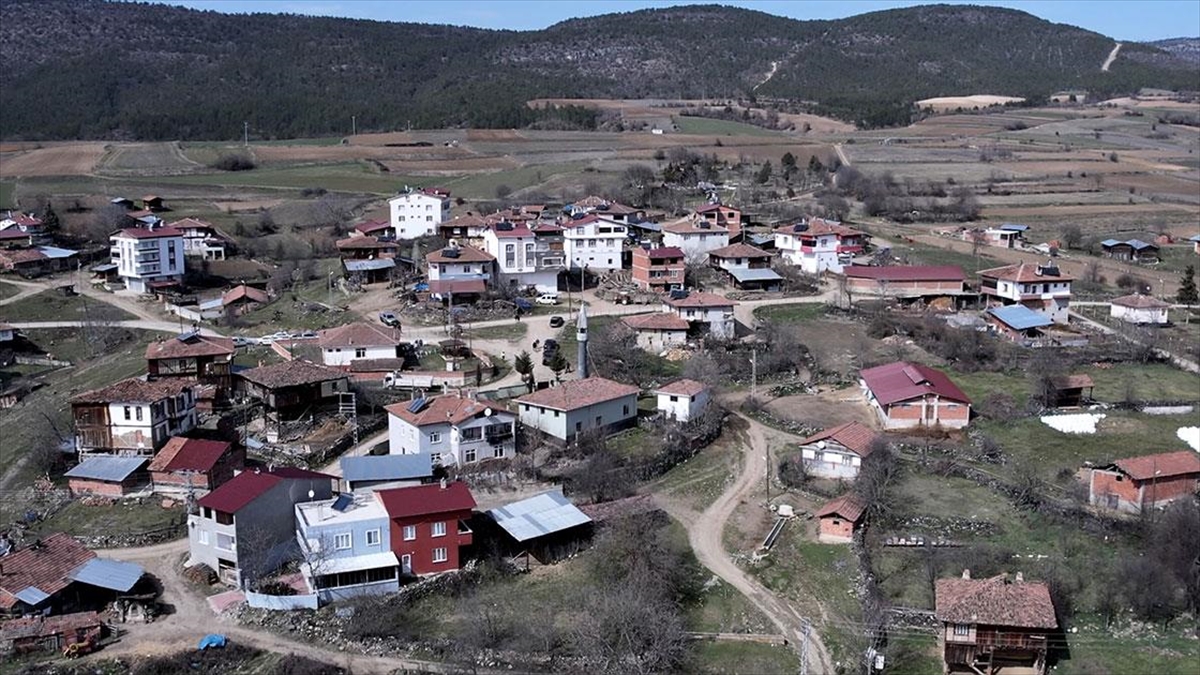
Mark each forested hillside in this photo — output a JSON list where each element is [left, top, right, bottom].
[[0, 1, 1194, 140]]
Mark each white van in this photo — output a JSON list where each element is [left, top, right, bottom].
[[535, 293, 560, 306]]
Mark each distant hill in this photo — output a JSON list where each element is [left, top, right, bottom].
[[0, 1, 1195, 140], [1146, 37, 1200, 65]]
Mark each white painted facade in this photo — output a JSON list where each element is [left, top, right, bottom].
[[631, 327, 688, 351], [78, 391, 197, 456], [426, 257, 493, 283], [800, 442, 863, 479], [110, 230, 185, 294], [662, 227, 729, 259], [321, 344, 397, 367], [388, 410, 517, 467], [655, 388, 710, 422], [663, 303, 736, 339], [517, 394, 638, 442], [990, 279, 1072, 324], [562, 217, 626, 271], [775, 230, 841, 275], [482, 229, 563, 294], [1110, 303, 1168, 325], [389, 192, 451, 240]]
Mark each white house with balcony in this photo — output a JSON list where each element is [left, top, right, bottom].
[[389, 188, 452, 240], [978, 261, 1072, 324], [798, 422, 880, 479], [661, 291, 737, 339], [70, 377, 198, 456], [661, 217, 730, 259], [385, 393, 517, 467], [481, 223, 563, 293], [774, 219, 867, 275], [562, 214, 626, 271], [110, 225, 185, 293], [169, 217, 233, 260], [295, 491, 400, 603]]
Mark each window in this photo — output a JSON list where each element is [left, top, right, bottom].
[[595, 415, 603, 427], [198, 530, 209, 545], [135, 406, 143, 422], [623, 404, 630, 415], [670, 396, 678, 402], [953, 624, 970, 637], [365, 529, 381, 546], [432, 547, 448, 563], [334, 533, 352, 550], [493, 445, 505, 458], [403, 525, 417, 541], [552, 410, 560, 417], [461, 427, 481, 441], [123, 406, 131, 421], [431, 452, 442, 465], [355, 348, 366, 358], [426, 215, 433, 222], [398, 215, 406, 222], [215, 511, 234, 525], [464, 447, 476, 463], [505, 244, 515, 267], [432, 521, 447, 537], [216, 533, 235, 551], [430, 432, 442, 444]]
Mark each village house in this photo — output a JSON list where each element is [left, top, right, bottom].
[[340, 453, 434, 492], [621, 312, 690, 351], [662, 290, 737, 339], [0, 246, 78, 277], [1190, 234, 1200, 255], [707, 243, 781, 290], [815, 494, 868, 544], [935, 570, 1058, 675], [654, 379, 711, 422], [145, 331, 235, 397], [0, 533, 146, 618], [335, 236, 399, 261], [148, 437, 243, 495], [481, 222, 564, 294], [187, 467, 335, 587], [237, 360, 350, 417], [168, 218, 233, 260], [1088, 450, 1200, 513], [344, 258, 398, 284], [843, 265, 970, 306], [978, 261, 1072, 324], [377, 481, 476, 576], [1049, 374, 1094, 408], [64, 456, 147, 497], [631, 245, 685, 292], [389, 187, 452, 240], [798, 421, 880, 479], [71, 378, 197, 456], [1109, 293, 1170, 325], [860, 361, 971, 431], [964, 223, 1028, 249], [985, 305, 1054, 347], [774, 218, 867, 275], [352, 219, 393, 239], [694, 202, 743, 241], [426, 244, 494, 302], [485, 491, 593, 564], [0, 323, 15, 342], [221, 284, 270, 315], [561, 214, 627, 271], [0, 212, 50, 247], [109, 224, 185, 294], [438, 213, 490, 246], [0, 611, 103, 656], [564, 196, 643, 225], [317, 323, 403, 367], [515, 377, 640, 443], [295, 491, 401, 603], [385, 393, 517, 467], [1101, 238, 1160, 263], [661, 216, 730, 260]]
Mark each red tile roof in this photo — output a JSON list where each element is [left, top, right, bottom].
[[427, 245, 494, 264], [800, 422, 879, 457], [664, 291, 736, 309], [516, 377, 640, 412], [145, 333, 234, 360], [197, 467, 332, 513], [221, 284, 269, 306], [662, 217, 729, 235], [0, 533, 95, 610], [385, 394, 506, 427], [639, 246, 685, 260], [623, 313, 691, 331], [978, 262, 1074, 283], [0, 249, 46, 264], [441, 214, 488, 229], [317, 323, 401, 349], [695, 203, 739, 214], [935, 573, 1058, 629], [355, 219, 392, 235], [336, 236, 399, 250], [815, 493, 867, 522], [71, 377, 193, 404], [7, 214, 43, 227], [708, 244, 771, 259], [1111, 293, 1170, 309], [656, 379, 709, 397], [376, 481, 476, 518], [167, 217, 216, 231], [0, 611, 101, 641], [1112, 450, 1200, 481], [860, 361, 970, 406], [147, 437, 232, 473], [774, 218, 862, 237], [844, 265, 966, 282], [239, 360, 347, 389], [112, 227, 183, 240], [0, 229, 33, 241]]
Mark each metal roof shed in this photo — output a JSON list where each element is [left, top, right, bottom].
[[69, 558, 145, 592], [487, 491, 592, 543], [987, 305, 1052, 331], [64, 456, 146, 483]]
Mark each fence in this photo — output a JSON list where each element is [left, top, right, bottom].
[[245, 590, 319, 611], [14, 355, 72, 367]]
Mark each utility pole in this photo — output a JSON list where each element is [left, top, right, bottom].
[[751, 347, 758, 399], [800, 620, 811, 675], [243, 121, 249, 147], [352, 115, 357, 137]]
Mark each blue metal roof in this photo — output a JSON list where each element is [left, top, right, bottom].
[[987, 305, 1052, 331], [1100, 239, 1120, 247], [1126, 239, 1156, 250], [728, 267, 784, 282], [999, 223, 1029, 231], [70, 558, 144, 592], [38, 246, 78, 259], [344, 258, 396, 272], [14, 587, 50, 606], [341, 454, 433, 483], [487, 491, 591, 543], [64, 456, 146, 482]]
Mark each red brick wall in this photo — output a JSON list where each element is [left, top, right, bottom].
[[1142, 474, 1198, 505], [818, 516, 854, 543], [68, 478, 131, 497], [882, 396, 969, 429]]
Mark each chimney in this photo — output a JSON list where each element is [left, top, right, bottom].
[[962, 569, 971, 580], [1015, 572, 1024, 583]]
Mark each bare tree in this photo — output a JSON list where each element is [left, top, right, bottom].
[[83, 204, 130, 243], [853, 439, 900, 520]]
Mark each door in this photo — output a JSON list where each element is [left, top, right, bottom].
[[400, 554, 412, 575]]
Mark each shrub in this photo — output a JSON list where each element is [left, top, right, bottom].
[[210, 153, 256, 171]]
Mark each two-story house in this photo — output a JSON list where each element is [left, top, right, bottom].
[[860, 361, 971, 431], [317, 323, 403, 368], [377, 481, 476, 576], [694, 203, 743, 241], [438, 213, 490, 246], [426, 244, 495, 301], [515, 377, 640, 443], [0, 212, 50, 246], [978, 261, 1072, 324], [188, 467, 335, 587], [935, 570, 1058, 675], [389, 188, 452, 240], [168, 218, 234, 260], [145, 331, 235, 396], [798, 422, 880, 479], [631, 246, 685, 292], [561, 214, 627, 271], [654, 379, 711, 422], [71, 378, 197, 456], [295, 491, 400, 602], [237, 360, 351, 417], [109, 225, 185, 294], [707, 243, 781, 290], [774, 219, 867, 275], [148, 437, 244, 495], [564, 196, 643, 225], [662, 291, 737, 339], [385, 393, 517, 467], [481, 223, 563, 294], [661, 217, 730, 260]]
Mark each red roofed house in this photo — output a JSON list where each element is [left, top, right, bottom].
[[188, 467, 335, 587], [516, 377, 640, 443], [654, 379, 711, 422], [799, 422, 881, 479], [935, 570, 1058, 675], [860, 362, 971, 431], [378, 481, 476, 576], [694, 203, 743, 241], [707, 243, 781, 291], [661, 216, 730, 258], [145, 331, 235, 395], [335, 236, 399, 260], [774, 218, 868, 275], [385, 392, 517, 467], [317, 323, 402, 367], [978, 261, 1072, 325], [843, 265, 969, 305], [562, 214, 626, 271], [0, 533, 146, 617], [425, 244, 495, 302], [169, 217, 234, 260], [662, 290, 737, 339], [108, 225, 185, 294], [70, 378, 197, 456], [1088, 450, 1200, 514], [815, 494, 868, 543], [148, 437, 244, 495], [353, 219, 394, 239], [631, 246, 685, 292], [221, 284, 270, 316], [622, 311, 690, 351]]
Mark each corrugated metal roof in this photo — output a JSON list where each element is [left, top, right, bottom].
[[64, 456, 146, 482], [14, 587, 50, 605], [728, 268, 783, 282], [38, 246, 78, 259], [987, 305, 1052, 331], [487, 491, 591, 543], [344, 258, 396, 272], [341, 454, 433, 483], [999, 223, 1029, 231], [302, 551, 398, 576], [69, 558, 144, 592]]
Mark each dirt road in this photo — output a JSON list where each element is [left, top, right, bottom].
[[834, 143, 852, 167], [0, 277, 45, 306], [656, 413, 834, 674], [1102, 43, 1122, 72]]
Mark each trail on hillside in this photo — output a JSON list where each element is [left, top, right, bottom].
[[1102, 43, 1122, 72], [754, 61, 779, 91]]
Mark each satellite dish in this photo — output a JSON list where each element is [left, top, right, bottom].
[[816, 441, 826, 449], [308, 489, 315, 500], [484, 407, 493, 417]]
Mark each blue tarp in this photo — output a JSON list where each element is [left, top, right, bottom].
[[198, 634, 227, 650]]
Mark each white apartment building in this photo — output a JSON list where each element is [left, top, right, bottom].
[[110, 225, 185, 293], [562, 214, 626, 271], [385, 393, 517, 467], [661, 217, 730, 259], [389, 188, 452, 240], [481, 224, 563, 294]]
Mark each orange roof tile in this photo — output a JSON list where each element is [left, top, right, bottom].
[[935, 573, 1057, 629], [516, 377, 640, 412]]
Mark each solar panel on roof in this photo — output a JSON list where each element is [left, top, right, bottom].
[[331, 494, 353, 512], [177, 329, 201, 342], [408, 397, 427, 414]]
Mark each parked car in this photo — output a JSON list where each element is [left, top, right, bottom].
[[297, 330, 318, 339], [549, 316, 565, 328], [258, 334, 275, 345], [231, 336, 257, 347], [535, 293, 560, 306], [379, 311, 400, 327]]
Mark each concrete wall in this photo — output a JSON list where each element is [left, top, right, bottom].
[[322, 344, 396, 367], [633, 327, 688, 351], [663, 230, 729, 258], [390, 194, 449, 240], [246, 590, 319, 610], [656, 389, 709, 422]]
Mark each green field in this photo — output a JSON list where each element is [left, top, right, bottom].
[[28, 499, 183, 540], [752, 302, 829, 324], [0, 281, 19, 301], [691, 640, 800, 674], [152, 162, 441, 194], [0, 181, 15, 208], [672, 116, 786, 137], [465, 322, 529, 342], [0, 289, 134, 323], [442, 161, 590, 199]]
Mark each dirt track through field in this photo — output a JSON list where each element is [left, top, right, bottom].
[[0, 143, 108, 177], [1102, 43, 1122, 72]]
